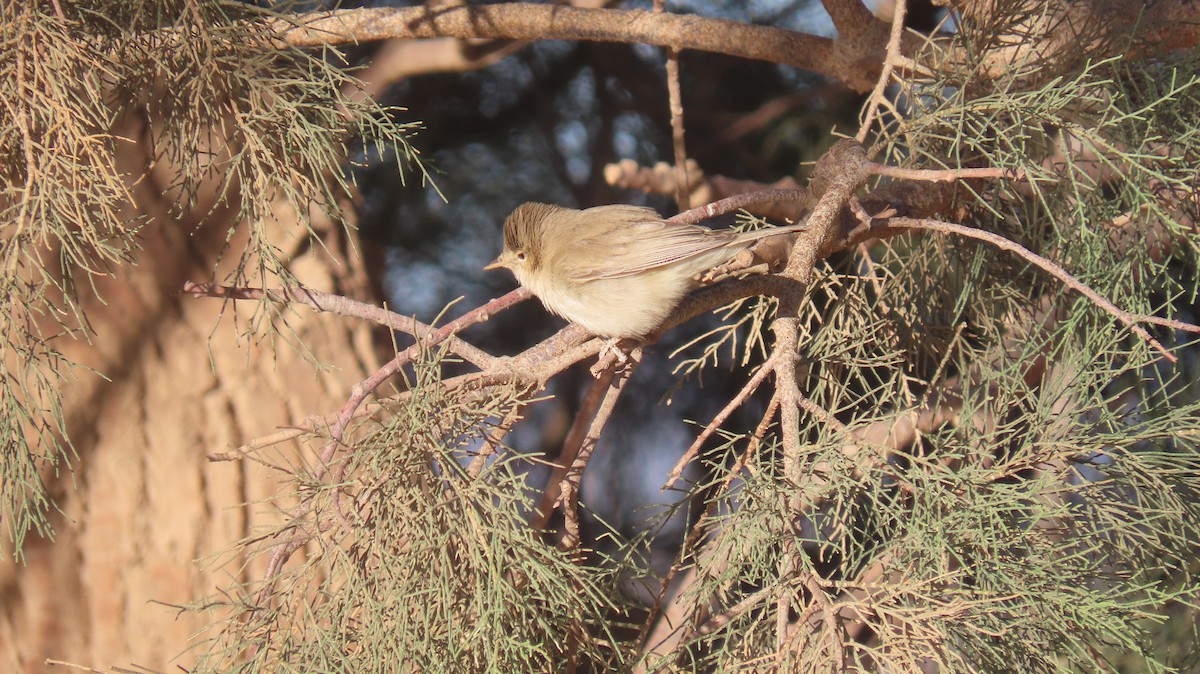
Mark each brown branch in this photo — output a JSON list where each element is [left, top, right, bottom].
[[559, 365, 633, 551], [776, 548, 792, 651], [669, 188, 810, 226], [347, 37, 525, 100], [821, 0, 879, 41], [180, 281, 511, 369], [665, 49, 690, 211], [727, 143, 871, 660], [207, 417, 349, 462], [798, 563, 846, 667], [870, 162, 1025, 183], [605, 159, 701, 201], [340, 0, 614, 94], [604, 159, 809, 221], [651, 0, 692, 211], [466, 403, 526, 479], [772, 140, 871, 465], [44, 659, 103, 673], [273, 3, 888, 91], [529, 367, 621, 532], [795, 390, 848, 433], [691, 584, 774, 637]]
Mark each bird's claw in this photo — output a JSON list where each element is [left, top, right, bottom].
[[591, 338, 641, 378]]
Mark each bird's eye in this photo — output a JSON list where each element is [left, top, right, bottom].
[[515, 251, 527, 262]]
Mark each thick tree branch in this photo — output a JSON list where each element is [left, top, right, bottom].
[[772, 139, 871, 462], [274, 3, 890, 91], [948, 0, 1200, 81]]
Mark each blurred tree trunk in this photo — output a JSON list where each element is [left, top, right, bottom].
[[0, 103, 383, 673]]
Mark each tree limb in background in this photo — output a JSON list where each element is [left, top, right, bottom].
[[652, 0, 692, 212], [606, 159, 808, 221], [273, 2, 896, 91], [272, 2, 1200, 97]]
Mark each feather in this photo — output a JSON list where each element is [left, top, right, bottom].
[[566, 206, 803, 281]]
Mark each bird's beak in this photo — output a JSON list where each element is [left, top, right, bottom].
[[483, 255, 506, 271]]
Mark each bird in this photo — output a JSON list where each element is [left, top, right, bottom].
[[485, 202, 806, 339]]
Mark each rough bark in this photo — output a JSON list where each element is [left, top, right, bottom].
[[0, 109, 382, 674]]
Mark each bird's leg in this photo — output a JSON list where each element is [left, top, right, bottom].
[[591, 338, 641, 377]]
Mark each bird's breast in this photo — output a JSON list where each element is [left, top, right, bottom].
[[529, 268, 690, 338]]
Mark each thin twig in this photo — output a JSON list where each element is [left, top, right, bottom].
[[795, 392, 848, 433], [44, 660, 104, 673], [776, 550, 792, 650], [856, 0, 908, 143], [321, 288, 532, 462], [529, 366, 623, 531], [560, 366, 633, 551], [848, 198, 892, 308], [663, 354, 776, 490], [653, 0, 691, 210], [919, 322, 967, 412], [670, 189, 810, 226], [467, 404, 525, 478], [799, 565, 845, 670], [692, 585, 775, 636], [181, 281, 519, 369], [870, 162, 1025, 183]]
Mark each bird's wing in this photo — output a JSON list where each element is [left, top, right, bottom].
[[566, 211, 736, 281], [567, 211, 803, 281]]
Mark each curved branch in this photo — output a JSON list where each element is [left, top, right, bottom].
[[274, 3, 888, 90], [883, 216, 1200, 362]]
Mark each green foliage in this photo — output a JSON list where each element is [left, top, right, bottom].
[[0, 1, 424, 559], [5, 0, 1200, 671], [641, 282, 1200, 671], [191, 351, 627, 673], [641, 8, 1200, 672]]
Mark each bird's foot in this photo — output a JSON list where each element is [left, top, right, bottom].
[[591, 338, 641, 378]]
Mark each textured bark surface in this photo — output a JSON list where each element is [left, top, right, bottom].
[[0, 114, 382, 673]]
